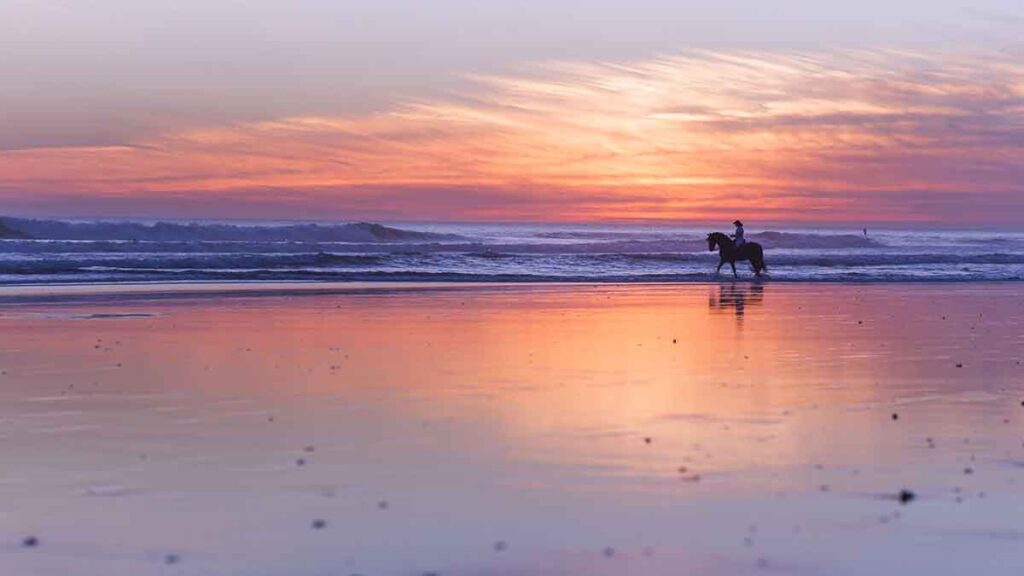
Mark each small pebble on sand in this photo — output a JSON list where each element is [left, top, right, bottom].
[[898, 489, 916, 504], [311, 519, 327, 530], [892, 413, 899, 421], [22, 536, 39, 548], [165, 554, 180, 565], [493, 540, 508, 552]]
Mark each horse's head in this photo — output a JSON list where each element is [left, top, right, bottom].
[[706, 233, 717, 251]]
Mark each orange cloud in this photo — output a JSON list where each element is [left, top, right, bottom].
[[1, 49, 1023, 223]]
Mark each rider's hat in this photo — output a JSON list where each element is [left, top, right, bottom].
[[733, 220, 743, 226]]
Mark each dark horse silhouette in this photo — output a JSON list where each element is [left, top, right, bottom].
[[707, 232, 767, 278]]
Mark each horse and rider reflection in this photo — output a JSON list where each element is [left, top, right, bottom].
[[708, 282, 764, 319]]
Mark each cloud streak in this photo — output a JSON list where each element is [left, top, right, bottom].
[[1, 48, 1022, 223]]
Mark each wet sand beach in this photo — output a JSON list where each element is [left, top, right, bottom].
[[1, 282, 1023, 575]]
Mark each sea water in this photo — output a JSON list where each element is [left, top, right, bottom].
[[0, 218, 1022, 284]]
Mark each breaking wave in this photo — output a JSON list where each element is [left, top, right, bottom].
[[0, 218, 462, 243], [0, 217, 1022, 284]]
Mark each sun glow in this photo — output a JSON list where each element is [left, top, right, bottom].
[[1, 49, 1022, 222]]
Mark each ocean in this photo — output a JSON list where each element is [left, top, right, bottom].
[[1, 218, 1022, 284]]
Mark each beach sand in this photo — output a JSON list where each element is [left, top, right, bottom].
[[1, 282, 1023, 575]]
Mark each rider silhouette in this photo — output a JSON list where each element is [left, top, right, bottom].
[[731, 220, 746, 250]]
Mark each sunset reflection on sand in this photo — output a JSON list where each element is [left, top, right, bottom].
[[1, 283, 1023, 575]]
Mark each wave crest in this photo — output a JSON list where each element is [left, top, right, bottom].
[[0, 218, 461, 243]]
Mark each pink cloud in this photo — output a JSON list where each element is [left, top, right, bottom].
[[1, 48, 1022, 224]]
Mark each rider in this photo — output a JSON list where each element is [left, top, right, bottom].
[[731, 220, 746, 250]]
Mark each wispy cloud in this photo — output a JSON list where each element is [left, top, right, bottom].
[[1, 48, 1022, 223]]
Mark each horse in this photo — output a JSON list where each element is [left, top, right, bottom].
[[707, 232, 767, 278]]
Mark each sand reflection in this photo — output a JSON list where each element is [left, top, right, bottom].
[[1, 284, 1023, 576], [708, 281, 765, 322]]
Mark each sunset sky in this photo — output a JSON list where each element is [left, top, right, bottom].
[[2, 0, 1023, 225]]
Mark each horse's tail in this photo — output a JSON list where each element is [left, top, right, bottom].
[[754, 244, 767, 274]]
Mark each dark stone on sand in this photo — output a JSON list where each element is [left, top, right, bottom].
[[891, 413, 899, 420], [603, 546, 616, 557], [311, 519, 327, 530], [296, 458, 306, 466], [898, 489, 916, 504], [644, 437, 652, 444], [304, 445, 315, 453], [165, 554, 180, 565], [378, 500, 389, 510], [493, 540, 508, 552], [22, 536, 39, 548], [956, 363, 963, 368], [964, 467, 974, 475]]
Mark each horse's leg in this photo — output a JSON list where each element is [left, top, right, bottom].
[[730, 261, 737, 278], [716, 259, 723, 274]]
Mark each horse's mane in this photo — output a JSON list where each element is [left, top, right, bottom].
[[708, 231, 732, 244]]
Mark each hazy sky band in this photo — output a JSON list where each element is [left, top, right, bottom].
[[1, 0, 1023, 223]]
